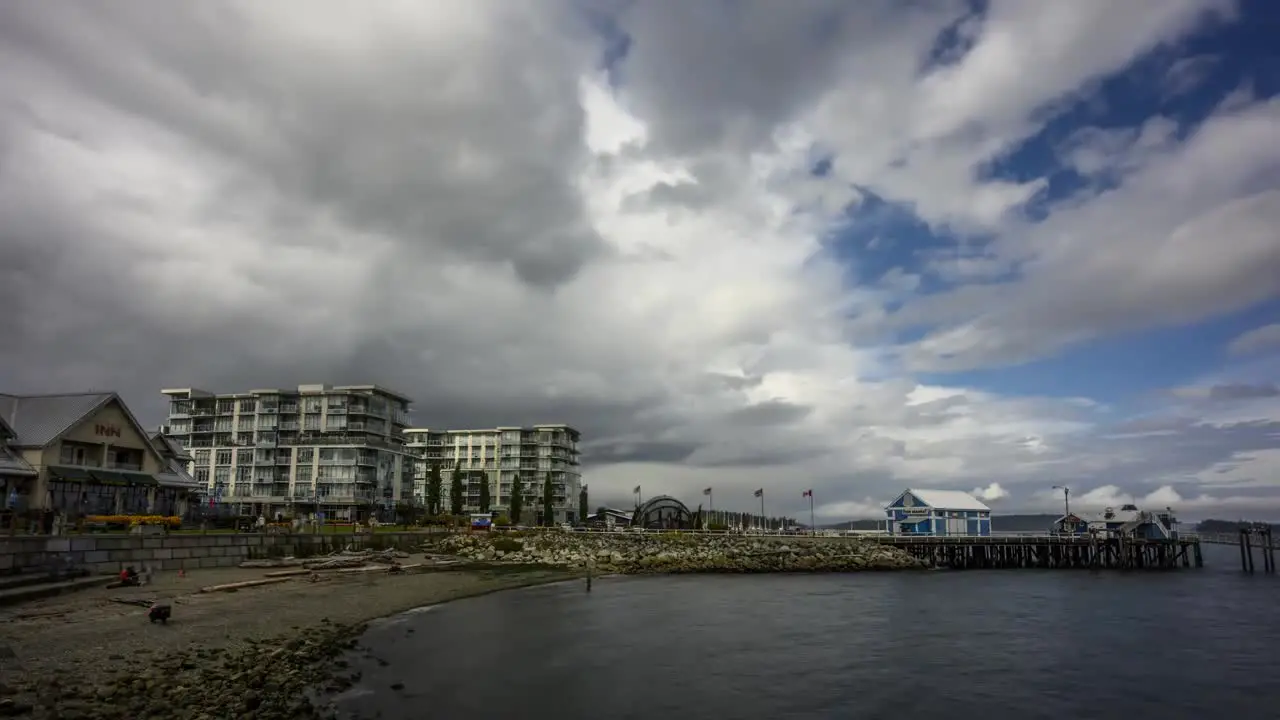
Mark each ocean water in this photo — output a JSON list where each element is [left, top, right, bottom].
[[329, 544, 1280, 720]]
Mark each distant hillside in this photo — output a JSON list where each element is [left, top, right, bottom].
[[1196, 519, 1279, 533], [991, 514, 1060, 531]]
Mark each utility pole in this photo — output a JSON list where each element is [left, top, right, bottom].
[[1052, 485, 1071, 518]]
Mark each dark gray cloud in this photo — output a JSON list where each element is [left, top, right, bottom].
[[1208, 383, 1280, 401], [723, 400, 813, 427], [2, 1, 1277, 519]]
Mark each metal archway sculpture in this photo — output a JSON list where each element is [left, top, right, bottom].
[[631, 495, 694, 530]]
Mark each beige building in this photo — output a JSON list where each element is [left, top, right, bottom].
[[404, 425, 582, 524], [0, 392, 199, 530], [161, 384, 415, 522]]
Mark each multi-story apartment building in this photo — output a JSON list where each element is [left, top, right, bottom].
[[161, 384, 414, 522], [404, 425, 582, 524]]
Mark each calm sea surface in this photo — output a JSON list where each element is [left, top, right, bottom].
[[330, 544, 1279, 720]]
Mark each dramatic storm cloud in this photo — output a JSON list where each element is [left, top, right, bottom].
[[2, 0, 1278, 519]]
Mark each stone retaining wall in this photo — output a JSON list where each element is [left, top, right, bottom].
[[0, 531, 433, 575]]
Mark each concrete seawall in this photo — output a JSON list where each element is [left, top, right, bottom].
[[0, 532, 431, 575]]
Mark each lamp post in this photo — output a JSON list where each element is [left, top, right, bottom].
[[1052, 485, 1071, 518]]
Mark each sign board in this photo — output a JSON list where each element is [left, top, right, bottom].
[[470, 514, 492, 531], [94, 424, 122, 438]]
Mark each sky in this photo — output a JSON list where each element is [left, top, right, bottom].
[[1, 0, 1277, 521]]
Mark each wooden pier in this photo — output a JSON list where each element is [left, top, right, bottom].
[[1198, 526, 1277, 573], [866, 534, 1203, 570], [1235, 526, 1276, 574]]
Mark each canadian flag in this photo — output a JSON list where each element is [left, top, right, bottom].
[[802, 489, 813, 498]]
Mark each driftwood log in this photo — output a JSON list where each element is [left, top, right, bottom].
[[198, 577, 292, 593]]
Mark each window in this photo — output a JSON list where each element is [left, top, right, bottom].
[[297, 447, 315, 463], [111, 448, 142, 470], [237, 417, 254, 431], [193, 450, 211, 466], [214, 467, 230, 484], [304, 415, 321, 430], [170, 400, 191, 416], [215, 449, 232, 465], [236, 449, 252, 465], [238, 399, 256, 412], [195, 468, 210, 484], [296, 466, 312, 484], [59, 443, 95, 466], [324, 415, 347, 431], [236, 466, 251, 482]]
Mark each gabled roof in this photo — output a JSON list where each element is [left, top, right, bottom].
[[150, 432, 194, 462], [0, 392, 116, 447], [0, 393, 161, 464], [156, 457, 203, 490], [0, 412, 15, 440], [890, 488, 991, 512], [0, 445, 36, 476]]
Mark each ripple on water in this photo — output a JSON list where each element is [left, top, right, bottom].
[[329, 550, 1280, 720]]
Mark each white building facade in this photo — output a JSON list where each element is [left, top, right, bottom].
[[404, 425, 582, 524], [161, 384, 415, 521]]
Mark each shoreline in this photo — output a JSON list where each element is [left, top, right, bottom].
[[0, 560, 583, 719]]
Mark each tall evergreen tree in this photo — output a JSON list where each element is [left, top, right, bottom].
[[426, 463, 442, 516], [449, 462, 464, 516], [477, 471, 491, 514], [509, 473, 524, 524], [578, 485, 588, 525], [542, 472, 554, 526]]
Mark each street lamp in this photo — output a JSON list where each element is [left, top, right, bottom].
[[1051, 485, 1071, 517]]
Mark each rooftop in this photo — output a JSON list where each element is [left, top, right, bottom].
[[161, 384, 414, 404], [898, 488, 992, 512], [404, 425, 580, 436], [0, 392, 118, 448]]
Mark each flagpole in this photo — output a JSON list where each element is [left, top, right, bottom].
[[759, 490, 765, 533], [809, 492, 815, 536]]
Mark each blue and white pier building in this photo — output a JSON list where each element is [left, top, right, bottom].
[[885, 489, 992, 537]]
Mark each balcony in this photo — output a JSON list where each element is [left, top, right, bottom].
[[108, 461, 143, 471]]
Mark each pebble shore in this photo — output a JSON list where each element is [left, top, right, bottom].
[[0, 561, 579, 720]]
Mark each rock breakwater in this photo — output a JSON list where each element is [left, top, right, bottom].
[[429, 532, 924, 573]]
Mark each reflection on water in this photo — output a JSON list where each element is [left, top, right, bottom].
[[333, 544, 1280, 720]]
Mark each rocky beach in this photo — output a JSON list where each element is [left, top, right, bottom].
[[430, 530, 924, 573], [0, 531, 921, 719], [0, 556, 579, 720]]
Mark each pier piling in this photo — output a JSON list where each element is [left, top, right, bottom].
[[869, 534, 1200, 571], [1237, 527, 1275, 574]]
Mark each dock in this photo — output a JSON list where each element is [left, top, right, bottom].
[[865, 534, 1203, 570], [1198, 526, 1277, 573]]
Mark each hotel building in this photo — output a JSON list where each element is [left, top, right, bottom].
[[404, 425, 582, 524], [1, 391, 201, 530], [161, 384, 414, 521]]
